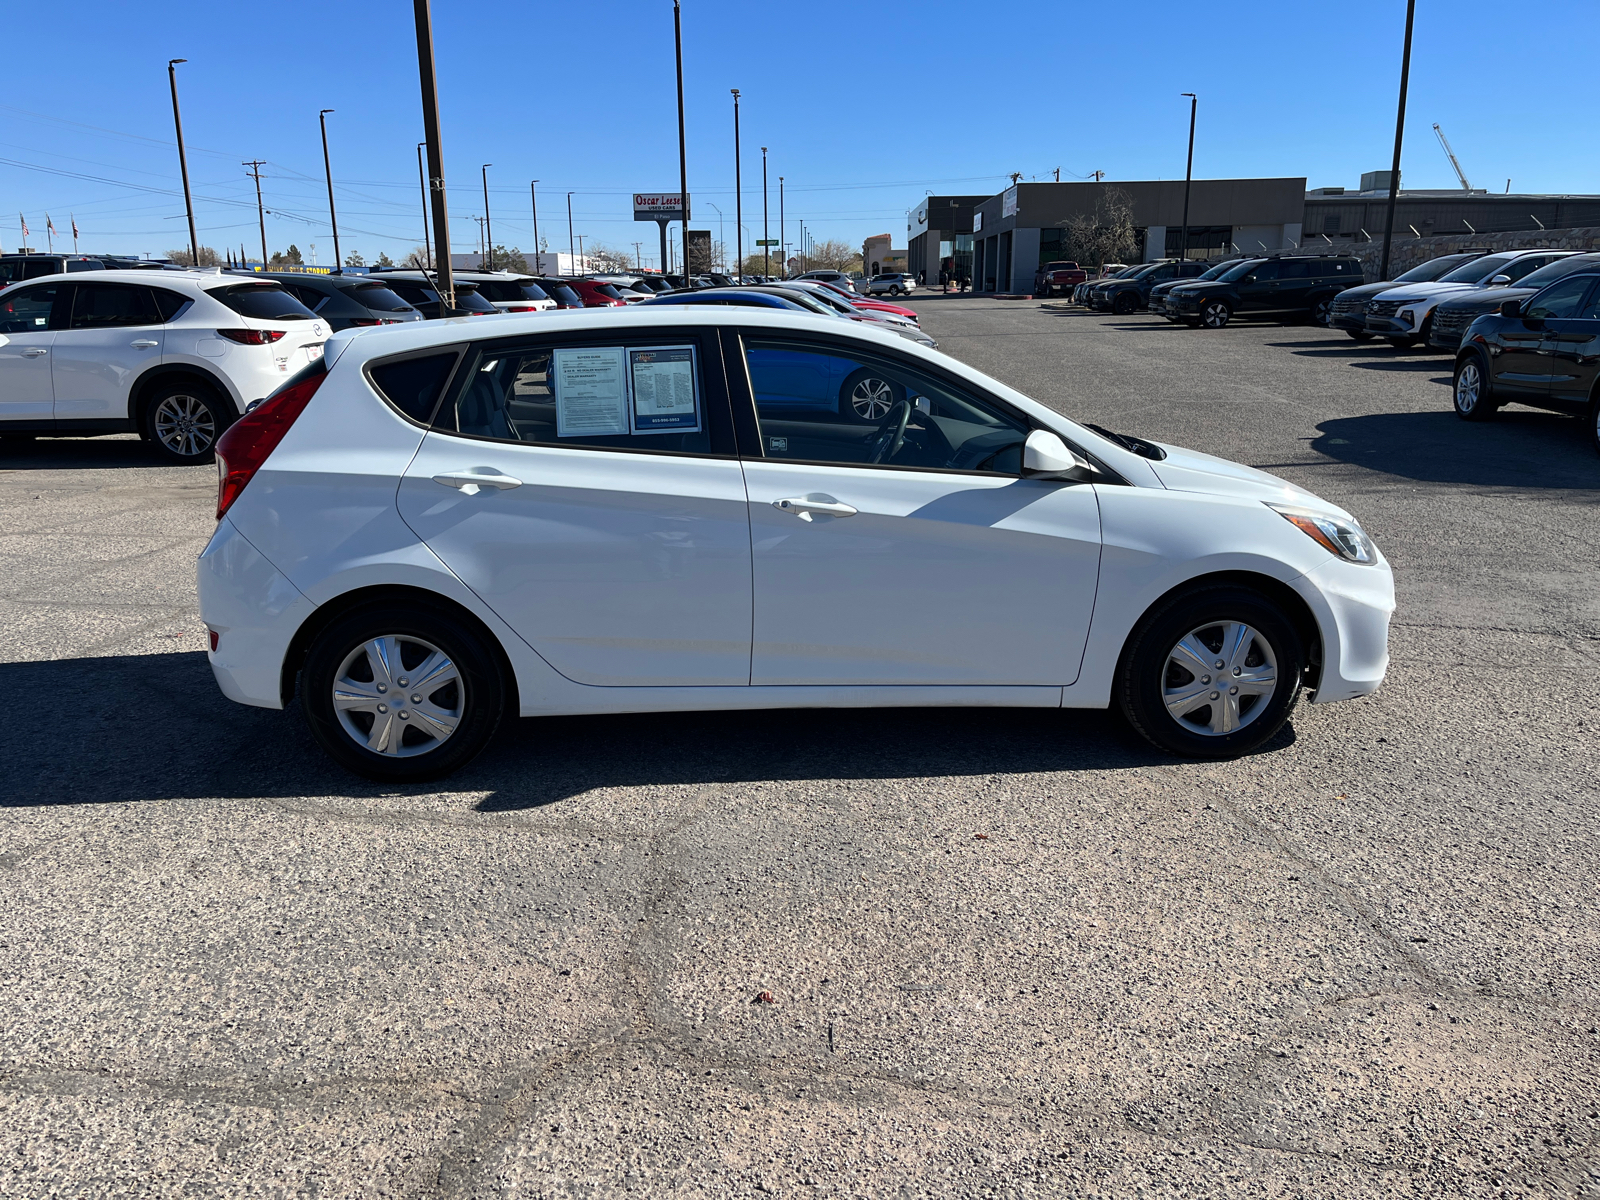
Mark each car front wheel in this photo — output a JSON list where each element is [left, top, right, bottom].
[[1117, 585, 1304, 759], [1453, 354, 1497, 421], [302, 603, 506, 782], [1200, 300, 1232, 329], [1310, 296, 1333, 326], [1113, 291, 1137, 315]]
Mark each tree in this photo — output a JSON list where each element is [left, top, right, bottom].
[[373, 252, 395, 269], [404, 246, 432, 269], [344, 250, 366, 268], [800, 238, 861, 274], [585, 243, 634, 273], [1058, 187, 1138, 271], [482, 244, 528, 273], [166, 246, 220, 267], [268, 244, 304, 269]]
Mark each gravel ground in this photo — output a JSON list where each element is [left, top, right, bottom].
[[0, 298, 1596, 1198]]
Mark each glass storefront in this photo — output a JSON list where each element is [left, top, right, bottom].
[[1165, 226, 1234, 260]]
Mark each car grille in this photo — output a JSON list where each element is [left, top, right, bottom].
[[1430, 307, 1473, 343], [1330, 294, 1366, 317], [1366, 299, 1403, 318]]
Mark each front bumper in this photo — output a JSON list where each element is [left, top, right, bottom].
[[197, 517, 317, 709], [1291, 554, 1395, 704], [1364, 316, 1416, 335]]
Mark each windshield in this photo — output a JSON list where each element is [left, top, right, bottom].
[[1218, 259, 1265, 282], [1513, 256, 1599, 290], [1438, 254, 1515, 284], [210, 283, 316, 320], [346, 282, 415, 313], [1128, 264, 1160, 279], [769, 289, 830, 315], [1193, 260, 1240, 281], [1394, 254, 1478, 284]]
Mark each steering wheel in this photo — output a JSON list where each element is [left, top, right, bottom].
[[868, 400, 912, 465]]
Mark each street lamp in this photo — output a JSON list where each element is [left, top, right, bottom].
[[731, 89, 742, 279], [1380, 0, 1417, 282], [167, 59, 199, 267], [319, 109, 341, 271], [567, 191, 575, 275], [1179, 93, 1196, 262], [530, 180, 540, 274], [761, 147, 770, 277], [481, 164, 493, 269], [674, 0, 690, 275]]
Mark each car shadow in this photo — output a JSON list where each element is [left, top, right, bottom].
[[1308, 410, 1599, 487], [0, 435, 179, 472], [0, 651, 1218, 810]]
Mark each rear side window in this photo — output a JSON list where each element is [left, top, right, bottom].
[[211, 283, 316, 320], [367, 351, 461, 423], [0, 284, 61, 332], [439, 337, 718, 456], [70, 283, 160, 328], [347, 283, 415, 312], [151, 288, 191, 322], [544, 283, 583, 306], [22, 258, 62, 279], [1279, 261, 1310, 279]]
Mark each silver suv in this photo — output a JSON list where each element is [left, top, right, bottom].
[[867, 272, 915, 297]]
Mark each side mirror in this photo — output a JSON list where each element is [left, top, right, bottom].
[[1489, 275, 1512, 286], [1023, 429, 1093, 479], [1242, 274, 1256, 284], [1499, 299, 1523, 318]]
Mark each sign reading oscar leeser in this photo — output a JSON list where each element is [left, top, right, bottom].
[[633, 192, 689, 221]]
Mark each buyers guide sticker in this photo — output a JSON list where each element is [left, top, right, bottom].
[[553, 347, 628, 438]]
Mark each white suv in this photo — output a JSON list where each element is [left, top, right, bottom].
[[199, 307, 1393, 783], [0, 268, 329, 462]]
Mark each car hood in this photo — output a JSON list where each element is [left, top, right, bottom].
[[1438, 286, 1537, 313], [1149, 442, 1348, 517], [1334, 281, 1404, 302], [1374, 281, 1480, 302]]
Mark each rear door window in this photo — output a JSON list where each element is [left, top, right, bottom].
[[69, 283, 160, 328], [210, 283, 317, 320]]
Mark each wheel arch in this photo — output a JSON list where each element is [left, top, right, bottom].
[[279, 583, 520, 713], [128, 364, 238, 426], [1113, 569, 1324, 694]]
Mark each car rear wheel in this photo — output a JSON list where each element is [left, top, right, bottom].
[[1200, 300, 1232, 329], [1453, 355, 1498, 421], [1117, 585, 1304, 759], [302, 603, 505, 783], [1112, 291, 1137, 315], [1310, 296, 1333, 326], [141, 383, 231, 465]]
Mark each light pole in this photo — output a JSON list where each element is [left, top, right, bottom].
[[530, 180, 540, 273], [779, 176, 784, 277], [674, 0, 690, 275], [567, 191, 575, 275], [319, 109, 342, 271], [708, 202, 723, 270], [413, 0, 455, 311], [1380, 0, 1417, 282], [1179, 93, 1196, 262], [167, 59, 199, 267], [577, 234, 585, 275], [761, 147, 769, 277], [731, 89, 742, 279], [416, 142, 430, 267], [481, 164, 493, 268]]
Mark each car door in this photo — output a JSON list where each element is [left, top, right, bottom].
[[51, 282, 164, 422], [1496, 275, 1594, 397], [0, 283, 62, 422], [1535, 276, 1600, 406], [732, 331, 1103, 687], [1237, 260, 1280, 310], [396, 329, 753, 687]]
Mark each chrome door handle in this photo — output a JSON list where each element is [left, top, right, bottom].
[[773, 494, 858, 522], [130, 339, 159, 349], [432, 469, 523, 495], [20, 347, 47, 357]]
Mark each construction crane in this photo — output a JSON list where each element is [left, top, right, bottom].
[[1432, 123, 1473, 192]]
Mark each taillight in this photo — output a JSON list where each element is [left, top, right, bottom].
[[218, 328, 286, 345], [213, 361, 326, 520], [505, 305, 539, 312]]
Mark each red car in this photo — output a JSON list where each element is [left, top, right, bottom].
[[1035, 260, 1088, 297], [564, 278, 629, 308], [792, 279, 920, 323]]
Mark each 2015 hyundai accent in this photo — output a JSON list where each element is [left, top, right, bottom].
[[199, 308, 1393, 782]]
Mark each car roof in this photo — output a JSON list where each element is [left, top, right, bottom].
[[0, 267, 277, 290]]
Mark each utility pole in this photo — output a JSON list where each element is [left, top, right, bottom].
[[731, 89, 742, 279], [412, 0, 455, 311], [416, 143, 431, 268], [633, 242, 643, 270], [1180, 93, 1197, 262], [761, 147, 770, 277], [674, 0, 690, 276], [577, 234, 585, 274], [708, 202, 723, 270], [778, 177, 784, 278], [243, 160, 268, 267], [167, 59, 200, 267], [1054, 167, 1060, 182], [567, 192, 575, 276], [1380, 0, 1416, 282], [1090, 170, 1105, 183], [319, 109, 342, 271], [481, 164, 493, 268], [530, 180, 540, 273]]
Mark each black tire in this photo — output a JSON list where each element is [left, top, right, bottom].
[[1199, 300, 1232, 329], [1112, 291, 1137, 315], [1309, 296, 1333, 327], [1590, 390, 1600, 457], [1346, 329, 1374, 341], [1117, 584, 1304, 759], [141, 381, 232, 465], [1453, 353, 1498, 421], [839, 368, 905, 422], [301, 602, 506, 783]]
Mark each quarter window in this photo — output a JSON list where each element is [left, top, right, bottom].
[[69, 283, 159, 329], [368, 351, 461, 423], [742, 337, 1030, 474]]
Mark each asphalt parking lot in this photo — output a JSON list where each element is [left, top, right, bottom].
[[2, 298, 1598, 1198]]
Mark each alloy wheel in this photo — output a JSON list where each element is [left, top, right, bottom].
[[1201, 302, 1230, 329], [1455, 362, 1482, 414], [1161, 621, 1278, 736], [152, 394, 217, 458], [1312, 298, 1332, 326], [850, 377, 897, 420], [332, 634, 463, 757]]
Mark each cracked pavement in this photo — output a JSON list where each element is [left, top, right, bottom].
[[1, 299, 1597, 1197]]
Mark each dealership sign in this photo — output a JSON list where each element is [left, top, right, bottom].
[[633, 192, 688, 220]]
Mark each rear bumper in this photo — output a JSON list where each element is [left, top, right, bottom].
[[1292, 555, 1395, 704], [197, 517, 315, 709]]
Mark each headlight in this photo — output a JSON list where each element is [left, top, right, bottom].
[[1267, 503, 1378, 564], [1397, 308, 1415, 325]]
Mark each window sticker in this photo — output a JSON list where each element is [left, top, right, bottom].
[[628, 345, 700, 435], [553, 346, 628, 437]]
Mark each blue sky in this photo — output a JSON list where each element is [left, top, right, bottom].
[[4, 0, 1594, 266]]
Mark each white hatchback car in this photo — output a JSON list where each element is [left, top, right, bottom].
[[199, 308, 1393, 781], [0, 268, 328, 462]]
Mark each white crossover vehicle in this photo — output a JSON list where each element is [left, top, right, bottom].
[[199, 308, 1393, 782], [0, 268, 327, 462], [1363, 250, 1573, 347]]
